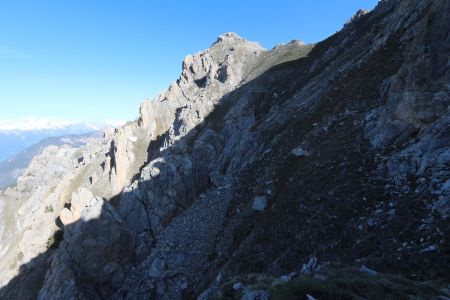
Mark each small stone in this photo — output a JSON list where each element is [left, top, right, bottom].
[[301, 257, 317, 274], [101, 262, 118, 275], [233, 282, 242, 290], [442, 179, 450, 191], [149, 258, 166, 278], [421, 244, 438, 252], [291, 147, 309, 157], [241, 290, 270, 300], [128, 136, 138, 142], [252, 196, 267, 211], [359, 265, 378, 276]]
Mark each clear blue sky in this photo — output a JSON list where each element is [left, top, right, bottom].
[[0, 0, 378, 123]]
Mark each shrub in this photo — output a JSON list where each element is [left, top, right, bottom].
[[46, 229, 64, 249], [44, 205, 54, 213]]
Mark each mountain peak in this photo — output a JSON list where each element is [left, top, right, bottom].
[[212, 32, 265, 49], [215, 32, 243, 43], [1, 0, 449, 298]]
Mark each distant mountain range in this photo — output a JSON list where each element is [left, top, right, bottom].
[[0, 118, 105, 132], [0, 118, 119, 189], [0, 118, 119, 162]]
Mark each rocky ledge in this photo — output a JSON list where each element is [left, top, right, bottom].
[[0, 0, 449, 299]]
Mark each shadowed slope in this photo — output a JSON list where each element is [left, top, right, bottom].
[[1, 0, 449, 299]]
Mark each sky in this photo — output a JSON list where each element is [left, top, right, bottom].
[[0, 0, 379, 123]]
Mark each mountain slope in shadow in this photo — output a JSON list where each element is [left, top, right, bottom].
[[0, 0, 449, 299]]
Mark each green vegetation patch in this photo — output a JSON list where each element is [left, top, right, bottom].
[[44, 205, 54, 213], [214, 265, 448, 300], [46, 229, 64, 249]]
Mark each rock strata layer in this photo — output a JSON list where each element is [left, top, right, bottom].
[[0, 0, 449, 299]]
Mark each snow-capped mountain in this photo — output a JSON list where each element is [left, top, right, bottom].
[[0, 118, 116, 133], [0, 118, 122, 162]]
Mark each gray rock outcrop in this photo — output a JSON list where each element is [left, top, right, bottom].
[[0, 0, 449, 299]]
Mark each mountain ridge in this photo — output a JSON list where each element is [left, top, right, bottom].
[[0, 0, 449, 298], [0, 120, 119, 162], [0, 118, 122, 132], [0, 132, 103, 189]]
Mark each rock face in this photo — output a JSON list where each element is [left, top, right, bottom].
[[1, 0, 449, 299], [0, 143, 96, 296], [0, 132, 102, 189]]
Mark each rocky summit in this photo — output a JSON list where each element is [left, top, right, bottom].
[[0, 0, 449, 299]]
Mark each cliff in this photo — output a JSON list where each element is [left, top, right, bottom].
[[0, 0, 449, 299]]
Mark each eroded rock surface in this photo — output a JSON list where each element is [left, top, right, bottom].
[[0, 0, 449, 299]]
